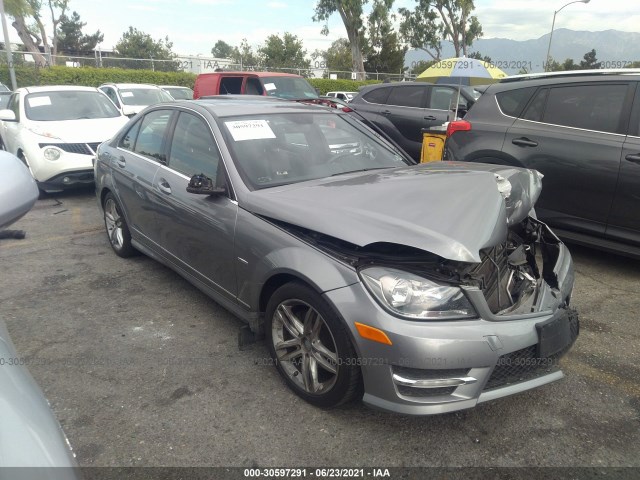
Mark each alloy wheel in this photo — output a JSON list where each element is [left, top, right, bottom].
[[104, 197, 124, 249], [271, 299, 339, 394]]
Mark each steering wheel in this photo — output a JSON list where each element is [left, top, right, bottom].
[[327, 151, 357, 166]]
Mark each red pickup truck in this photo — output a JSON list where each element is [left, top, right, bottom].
[[193, 71, 319, 100]]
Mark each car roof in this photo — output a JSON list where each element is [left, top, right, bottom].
[[488, 70, 640, 93], [501, 68, 640, 83], [22, 85, 99, 94], [155, 98, 334, 119], [159, 85, 192, 89], [101, 83, 162, 89], [196, 71, 302, 78]]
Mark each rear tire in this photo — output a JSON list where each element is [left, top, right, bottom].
[[265, 282, 362, 408], [102, 192, 136, 258]]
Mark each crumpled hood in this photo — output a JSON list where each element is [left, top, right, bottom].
[[242, 163, 542, 263], [29, 116, 129, 143]]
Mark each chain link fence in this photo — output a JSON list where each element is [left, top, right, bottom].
[[1, 50, 415, 82]]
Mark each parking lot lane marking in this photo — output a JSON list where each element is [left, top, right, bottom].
[[72, 206, 83, 232], [562, 356, 640, 398]]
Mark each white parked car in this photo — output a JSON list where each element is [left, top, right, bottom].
[[159, 85, 194, 100], [99, 83, 173, 117], [0, 86, 129, 193], [325, 91, 358, 102]]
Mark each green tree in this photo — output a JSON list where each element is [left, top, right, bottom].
[[468, 51, 491, 63], [399, 0, 483, 59], [325, 38, 354, 72], [211, 40, 235, 59], [57, 11, 103, 56], [313, 0, 368, 80], [114, 27, 177, 71], [364, 0, 407, 75], [580, 49, 601, 69], [629, 61, 640, 68], [4, 0, 68, 65], [231, 38, 260, 68], [258, 32, 310, 71]]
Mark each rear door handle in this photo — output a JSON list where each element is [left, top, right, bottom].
[[625, 153, 640, 163], [380, 110, 392, 116], [424, 115, 437, 121], [157, 179, 172, 195], [116, 156, 126, 168], [512, 137, 538, 147]]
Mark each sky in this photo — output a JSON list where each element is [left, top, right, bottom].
[[5, 0, 640, 57]]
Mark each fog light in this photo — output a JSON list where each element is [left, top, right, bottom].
[[43, 147, 61, 161]]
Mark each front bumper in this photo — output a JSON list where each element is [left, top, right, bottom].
[[323, 229, 578, 415], [37, 169, 94, 192]]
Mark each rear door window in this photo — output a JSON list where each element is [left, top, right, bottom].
[[362, 87, 391, 105], [496, 87, 536, 117], [542, 84, 628, 134], [133, 110, 173, 163], [386, 86, 426, 108], [521, 89, 549, 122], [168, 112, 221, 182]]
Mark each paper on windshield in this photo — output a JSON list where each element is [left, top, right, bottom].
[[225, 120, 276, 142], [28, 96, 51, 107], [264, 83, 276, 91]]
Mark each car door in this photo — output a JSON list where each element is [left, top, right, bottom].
[[100, 86, 122, 111], [606, 82, 640, 246], [153, 110, 238, 300], [501, 82, 632, 237], [1, 93, 22, 154], [112, 109, 174, 245]]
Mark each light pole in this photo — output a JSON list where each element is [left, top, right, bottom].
[[545, 0, 590, 71]]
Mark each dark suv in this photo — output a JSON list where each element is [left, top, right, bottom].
[[350, 82, 479, 160], [446, 70, 640, 257]]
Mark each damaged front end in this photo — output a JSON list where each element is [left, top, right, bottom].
[[271, 212, 574, 321]]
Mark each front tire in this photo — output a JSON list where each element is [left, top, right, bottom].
[[103, 192, 136, 258], [266, 282, 362, 408]]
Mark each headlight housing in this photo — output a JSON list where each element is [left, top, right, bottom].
[[43, 147, 61, 161], [360, 267, 477, 320]]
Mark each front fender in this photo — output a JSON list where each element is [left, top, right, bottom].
[[234, 209, 359, 310]]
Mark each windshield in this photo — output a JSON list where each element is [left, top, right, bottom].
[[119, 88, 173, 105], [261, 76, 318, 99], [220, 112, 411, 190], [163, 87, 194, 100], [24, 91, 121, 121]]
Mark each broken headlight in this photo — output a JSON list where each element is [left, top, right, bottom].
[[360, 267, 477, 320]]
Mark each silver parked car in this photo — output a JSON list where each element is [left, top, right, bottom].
[[0, 151, 78, 470], [94, 98, 578, 415]]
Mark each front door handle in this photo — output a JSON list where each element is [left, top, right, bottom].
[[625, 153, 640, 164], [157, 179, 172, 195], [116, 156, 126, 168], [380, 110, 392, 116], [512, 137, 538, 147], [424, 115, 437, 121]]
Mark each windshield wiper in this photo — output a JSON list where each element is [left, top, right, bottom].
[[330, 167, 392, 177]]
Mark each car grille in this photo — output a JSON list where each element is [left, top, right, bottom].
[[484, 309, 579, 391], [39, 142, 99, 155]]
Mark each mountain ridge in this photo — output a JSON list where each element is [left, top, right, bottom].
[[405, 29, 640, 73]]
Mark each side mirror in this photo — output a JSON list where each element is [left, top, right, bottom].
[[186, 173, 226, 195], [0, 109, 16, 121]]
